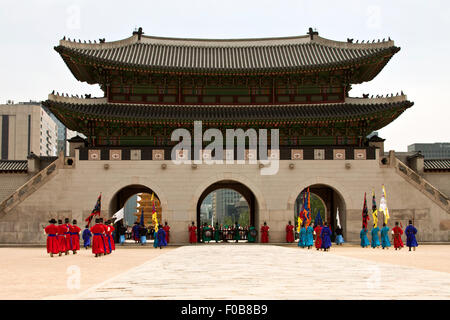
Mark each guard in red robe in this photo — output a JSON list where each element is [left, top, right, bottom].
[[314, 224, 322, 250], [99, 218, 110, 254], [105, 220, 115, 252], [57, 220, 67, 256], [90, 218, 105, 257], [44, 219, 59, 257], [392, 222, 404, 250], [69, 219, 81, 254], [188, 221, 197, 243], [285, 221, 294, 243], [63, 218, 72, 255], [163, 221, 170, 244], [260, 222, 269, 243]]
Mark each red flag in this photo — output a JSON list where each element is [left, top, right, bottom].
[[362, 192, 369, 229], [85, 193, 102, 226]]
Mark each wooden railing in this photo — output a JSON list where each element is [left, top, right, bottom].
[[394, 157, 450, 213]]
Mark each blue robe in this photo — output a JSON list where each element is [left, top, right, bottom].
[[298, 227, 307, 247], [321, 226, 332, 249], [157, 229, 167, 247], [371, 227, 380, 248], [360, 229, 370, 247], [153, 231, 159, 248], [380, 226, 391, 248], [405, 225, 418, 247], [306, 226, 314, 247], [82, 228, 91, 248]]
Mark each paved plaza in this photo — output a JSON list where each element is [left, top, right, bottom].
[[1, 245, 450, 300]]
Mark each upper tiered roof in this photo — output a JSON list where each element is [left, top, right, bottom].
[[55, 28, 399, 82]]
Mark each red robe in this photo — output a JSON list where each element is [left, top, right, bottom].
[[261, 225, 269, 243], [188, 225, 197, 243], [69, 225, 81, 251], [286, 224, 294, 243], [45, 224, 60, 254], [64, 224, 73, 251], [57, 224, 68, 252], [101, 224, 110, 254], [163, 225, 170, 243], [106, 225, 115, 251], [392, 226, 404, 248], [90, 224, 105, 254], [314, 226, 322, 249]]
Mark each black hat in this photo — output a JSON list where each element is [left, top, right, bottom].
[[72, 219, 77, 224], [64, 218, 70, 223], [49, 218, 57, 224], [99, 217, 104, 222], [408, 220, 413, 224], [95, 218, 100, 223], [58, 219, 63, 224]]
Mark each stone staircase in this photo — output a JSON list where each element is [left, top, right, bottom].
[[0, 155, 65, 217], [393, 156, 450, 213]]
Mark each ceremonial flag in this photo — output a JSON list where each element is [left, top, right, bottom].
[[112, 207, 124, 224], [336, 207, 341, 229], [305, 188, 312, 228], [139, 207, 145, 226], [85, 193, 101, 226], [362, 192, 369, 229], [379, 185, 390, 224], [314, 209, 323, 226], [371, 189, 378, 228], [151, 193, 159, 232], [297, 191, 305, 232]]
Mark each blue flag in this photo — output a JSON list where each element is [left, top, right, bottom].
[[314, 209, 323, 226], [140, 207, 145, 226]]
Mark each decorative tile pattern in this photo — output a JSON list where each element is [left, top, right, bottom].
[[245, 149, 257, 161], [291, 149, 303, 160], [354, 149, 367, 160], [130, 149, 141, 161], [314, 149, 325, 160], [152, 149, 165, 160], [110, 150, 122, 161], [175, 149, 188, 161], [333, 149, 345, 160], [88, 150, 100, 161], [268, 149, 280, 160]]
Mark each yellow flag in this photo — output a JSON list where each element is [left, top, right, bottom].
[[297, 216, 302, 233], [151, 192, 158, 232], [379, 185, 390, 224]]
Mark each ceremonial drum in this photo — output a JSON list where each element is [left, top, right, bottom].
[[249, 229, 258, 238], [205, 230, 212, 238]]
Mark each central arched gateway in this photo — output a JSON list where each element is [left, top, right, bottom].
[[196, 180, 259, 243]]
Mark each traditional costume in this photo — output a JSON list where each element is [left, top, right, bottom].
[[314, 225, 322, 250], [392, 224, 404, 249], [286, 223, 294, 243], [57, 221, 68, 255], [63, 219, 73, 254], [260, 223, 269, 243], [233, 224, 240, 243], [157, 227, 167, 248], [163, 223, 170, 244], [202, 225, 212, 243], [306, 225, 314, 248], [44, 219, 59, 256], [214, 224, 221, 242], [139, 225, 147, 245], [405, 223, 418, 250], [69, 220, 81, 253], [132, 222, 140, 243], [380, 225, 391, 249], [298, 226, 306, 248], [106, 222, 115, 252], [321, 225, 332, 250], [100, 219, 110, 254], [153, 229, 159, 248], [371, 226, 380, 248], [188, 223, 197, 243], [248, 226, 257, 243], [360, 228, 370, 248], [90, 220, 105, 257], [82, 227, 92, 249], [335, 226, 344, 245]]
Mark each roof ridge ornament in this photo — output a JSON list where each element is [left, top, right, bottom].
[[133, 27, 144, 41], [307, 27, 319, 40]]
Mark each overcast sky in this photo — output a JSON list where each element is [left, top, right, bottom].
[[1, 0, 449, 151]]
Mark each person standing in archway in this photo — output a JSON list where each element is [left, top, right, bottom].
[[214, 223, 221, 243], [286, 221, 294, 243], [132, 222, 140, 244], [202, 223, 212, 243], [156, 225, 167, 249], [260, 222, 269, 243], [248, 225, 257, 243], [321, 222, 332, 251], [189, 221, 197, 244], [298, 223, 306, 248], [233, 223, 240, 243], [306, 223, 314, 249], [314, 223, 322, 250], [335, 226, 344, 246], [163, 221, 170, 244]]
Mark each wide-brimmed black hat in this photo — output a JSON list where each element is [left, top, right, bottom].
[[72, 219, 77, 224], [64, 218, 70, 223], [49, 218, 57, 224]]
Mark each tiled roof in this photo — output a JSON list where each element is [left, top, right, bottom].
[[0, 160, 28, 172], [56, 34, 399, 74], [43, 95, 413, 125], [424, 159, 450, 171]]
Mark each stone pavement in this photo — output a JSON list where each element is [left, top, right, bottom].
[[73, 245, 450, 300]]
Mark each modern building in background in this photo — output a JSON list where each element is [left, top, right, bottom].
[[408, 143, 450, 159], [0, 102, 58, 160], [43, 105, 78, 156]]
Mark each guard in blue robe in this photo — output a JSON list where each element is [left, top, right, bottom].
[[82, 226, 91, 249], [371, 226, 381, 248], [153, 229, 159, 248], [320, 223, 332, 251], [360, 228, 370, 248], [405, 221, 418, 251], [298, 226, 307, 248], [156, 226, 167, 249], [335, 226, 344, 245], [306, 225, 314, 249], [380, 224, 391, 249]]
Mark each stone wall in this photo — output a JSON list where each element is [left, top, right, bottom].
[[0, 150, 449, 244]]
